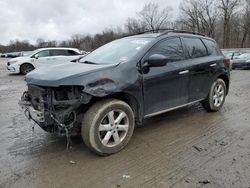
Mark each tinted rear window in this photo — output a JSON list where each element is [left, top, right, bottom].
[[183, 37, 207, 58], [202, 39, 220, 56]]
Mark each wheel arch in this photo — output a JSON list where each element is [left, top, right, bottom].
[[217, 74, 229, 95], [19, 62, 35, 73], [105, 92, 141, 122]]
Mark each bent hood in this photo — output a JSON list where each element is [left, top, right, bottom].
[[25, 62, 118, 87]]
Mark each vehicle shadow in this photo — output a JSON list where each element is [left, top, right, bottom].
[[8, 73, 23, 76]]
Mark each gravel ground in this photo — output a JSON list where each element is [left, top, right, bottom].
[[0, 58, 250, 188]]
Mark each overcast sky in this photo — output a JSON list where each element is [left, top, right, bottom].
[[0, 0, 182, 45]]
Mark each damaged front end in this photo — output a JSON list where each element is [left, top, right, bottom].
[[19, 85, 92, 136]]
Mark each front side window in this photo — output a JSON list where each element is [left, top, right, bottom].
[[183, 37, 207, 58], [148, 37, 185, 62], [36, 50, 50, 57]]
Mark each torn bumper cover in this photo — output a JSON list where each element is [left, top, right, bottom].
[[19, 85, 92, 135]]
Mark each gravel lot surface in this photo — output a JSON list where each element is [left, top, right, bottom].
[[0, 58, 250, 188]]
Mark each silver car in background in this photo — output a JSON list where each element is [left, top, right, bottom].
[[232, 53, 250, 69]]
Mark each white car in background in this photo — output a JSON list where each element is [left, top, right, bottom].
[[7, 47, 81, 74]]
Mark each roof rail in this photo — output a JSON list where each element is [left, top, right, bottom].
[[121, 29, 171, 38], [159, 29, 206, 37], [137, 29, 173, 35], [137, 29, 206, 37]]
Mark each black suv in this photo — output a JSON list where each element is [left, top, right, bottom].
[[19, 30, 230, 155]]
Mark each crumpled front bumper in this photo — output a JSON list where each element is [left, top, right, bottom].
[[18, 99, 45, 123], [18, 97, 59, 133]]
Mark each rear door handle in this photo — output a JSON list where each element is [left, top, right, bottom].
[[179, 70, 189, 75], [210, 63, 216, 67]]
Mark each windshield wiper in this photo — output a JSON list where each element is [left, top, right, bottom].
[[82, 61, 97, 65]]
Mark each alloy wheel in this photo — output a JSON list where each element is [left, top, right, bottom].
[[98, 110, 129, 147], [213, 83, 225, 107]]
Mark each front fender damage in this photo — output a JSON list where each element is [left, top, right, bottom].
[[84, 77, 119, 97]]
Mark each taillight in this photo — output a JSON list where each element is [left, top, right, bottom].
[[224, 58, 231, 68]]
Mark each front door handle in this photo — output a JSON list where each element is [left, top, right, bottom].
[[179, 70, 189, 75], [210, 63, 216, 67]]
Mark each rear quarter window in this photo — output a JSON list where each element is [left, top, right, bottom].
[[202, 39, 221, 56], [183, 37, 207, 58], [65, 50, 80, 56]]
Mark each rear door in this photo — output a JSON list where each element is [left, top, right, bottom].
[[181, 37, 215, 102], [202, 38, 224, 88], [142, 37, 189, 116], [49, 49, 69, 64]]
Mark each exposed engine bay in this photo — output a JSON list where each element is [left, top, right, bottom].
[[19, 85, 93, 136]]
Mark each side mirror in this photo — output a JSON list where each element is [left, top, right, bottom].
[[34, 54, 39, 59], [145, 54, 168, 67]]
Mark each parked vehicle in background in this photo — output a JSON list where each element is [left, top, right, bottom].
[[7, 47, 81, 74], [1, 52, 22, 58], [222, 51, 242, 60], [19, 30, 230, 156], [8, 52, 22, 58], [1, 53, 9, 58], [232, 53, 250, 69], [231, 52, 242, 59]]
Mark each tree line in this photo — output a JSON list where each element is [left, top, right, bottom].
[[0, 0, 249, 53]]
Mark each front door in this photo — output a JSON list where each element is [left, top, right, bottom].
[[33, 50, 55, 68], [142, 37, 189, 116]]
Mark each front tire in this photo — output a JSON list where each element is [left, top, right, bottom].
[[20, 63, 34, 75], [81, 99, 135, 156], [202, 78, 226, 112]]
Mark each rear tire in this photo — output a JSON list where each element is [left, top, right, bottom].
[[20, 63, 34, 75], [81, 99, 135, 156], [202, 78, 226, 112]]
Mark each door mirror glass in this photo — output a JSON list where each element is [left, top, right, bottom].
[[146, 54, 167, 67]]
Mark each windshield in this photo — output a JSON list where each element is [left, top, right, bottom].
[[80, 37, 153, 64]]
